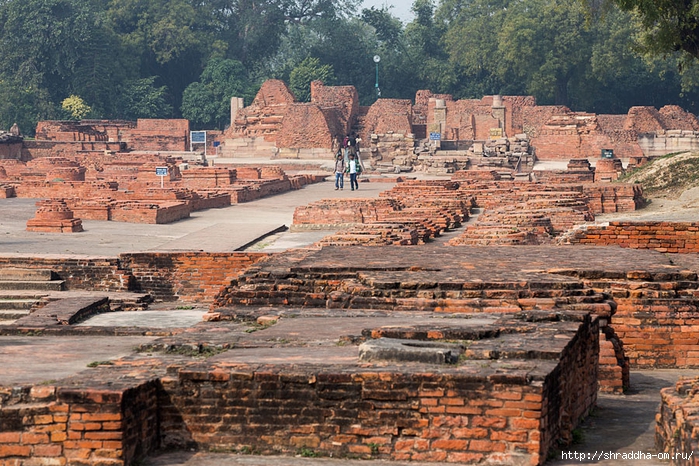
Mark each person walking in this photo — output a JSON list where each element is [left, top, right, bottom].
[[333, 150, 345, 190], [346, 153, 361, 191]]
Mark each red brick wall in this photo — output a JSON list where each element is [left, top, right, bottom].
[[360, 99, 413, 140], [160, 312, 597, 466], [563, 221, 699, 253], [0, 253, 269, 302], [277, 104, 334, 148], [0, 377, 160, 465], [656, 377, 699, 462], [120, 252, 270, 302], [0, 257, 131, 291]]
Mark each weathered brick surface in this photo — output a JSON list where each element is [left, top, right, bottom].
[[120, 252, 269, 302], [561, 221, 699, 253], [158, 311, 598, 465], [656, 377, 699, 465], [0, 370, 161, 466]]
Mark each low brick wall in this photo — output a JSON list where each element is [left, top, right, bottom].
[[656, 376, 699, 464], [0, 253, 269, 302], [120, 252, 269, 302], [562, 221, 699, 253], [160, 315, 597, 465], [0, 376, 160, 465], [0, 257, 131, 291]]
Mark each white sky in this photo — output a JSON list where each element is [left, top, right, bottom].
[[361, 0, 415, 23]]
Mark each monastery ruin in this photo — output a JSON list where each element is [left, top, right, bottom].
[[0, 79, 698, 465]]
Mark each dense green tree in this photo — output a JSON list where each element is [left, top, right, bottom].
[[582, 0, 699, 60], [181, 58, 253, 129], [0, 0, 125, 126], [116, 77, 173, 119], [106, 0, 211, 115], [289, 57, 336, 102]]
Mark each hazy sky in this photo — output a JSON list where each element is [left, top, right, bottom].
[[361, 0, 415, 23]]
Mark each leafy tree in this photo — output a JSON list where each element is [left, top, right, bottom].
[[0, 77, 57, 135], [0, 0, 124, 116], [181, 58, 253, 129], [116, 77, 173, 119], [582, 0, 699, 60], [289, 57, 336, 102], [62, 95, 93, 120], [107, 0, 212, 114]]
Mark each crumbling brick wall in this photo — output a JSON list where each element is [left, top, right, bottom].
[[562, 221, 699, 253], [277, 104, 335, 149], [656, 376, 699, 463], [159, 314, 598, 466], [120, 252, 270, 302], [0, 376, 160, 465], [360, 99, 413, 142]]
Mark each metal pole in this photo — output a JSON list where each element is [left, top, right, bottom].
[[375, 63, 379, 99]]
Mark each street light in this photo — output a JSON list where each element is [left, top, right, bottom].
[[373, 55, 381, 99]]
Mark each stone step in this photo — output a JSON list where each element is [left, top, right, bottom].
[[0, 268, 54, 281], [0, 280, 65, 291], [0, 298, 40, 310], [0, 309, 32, 320]]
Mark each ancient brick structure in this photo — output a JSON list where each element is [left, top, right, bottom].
[[656, 376, 699, 463], [560, 221, 699, 253], [222, 79, 699, 166], [26, 199, 83, 233]]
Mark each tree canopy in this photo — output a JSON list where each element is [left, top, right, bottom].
[[0, 0, 698, 135]]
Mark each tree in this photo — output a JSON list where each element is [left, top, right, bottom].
[[116, 77, 173, 119], [181, 58, 253, 129], [107, 0, 213, 115], [582, 0, 699, 60], [0, 0, 125, 117], [289, 57, 336, 102], [62, 95, 93, 120]]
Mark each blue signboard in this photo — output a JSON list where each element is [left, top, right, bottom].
[[155, 167, 168, 176], [429, 132, 441, 141], [191, 131, 206, 144]]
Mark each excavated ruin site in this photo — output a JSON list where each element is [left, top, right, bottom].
[[1, 80, 699, 466]]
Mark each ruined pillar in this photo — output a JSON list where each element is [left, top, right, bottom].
[[230, 97, 244, 128], [491, 94, 507, 137]]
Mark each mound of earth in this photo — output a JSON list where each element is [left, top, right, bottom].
[[622, 151, 699, 199]]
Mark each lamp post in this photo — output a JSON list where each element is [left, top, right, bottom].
[[373, 55, 381, 99]]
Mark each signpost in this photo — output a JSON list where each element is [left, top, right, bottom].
[[156, 166, 168, 188], [190, 131, 207, 157]]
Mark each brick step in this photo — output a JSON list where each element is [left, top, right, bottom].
[[0, 268, 54, 281], [0, 298, 40, 310], [0, 280, 65, 291], [0, 308, 32, 320]]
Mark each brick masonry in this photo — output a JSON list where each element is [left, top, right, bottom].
[[656, 376, 699, 464]]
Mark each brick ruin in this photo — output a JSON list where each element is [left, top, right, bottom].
[[0, 120, 325, 224], [1, 154, 699, 464], [221, 79, 699, 173], [0, 87, 699, 465]]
